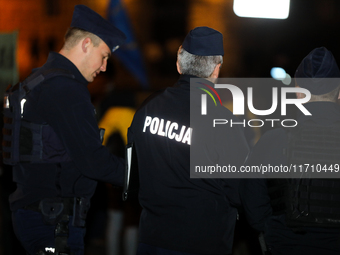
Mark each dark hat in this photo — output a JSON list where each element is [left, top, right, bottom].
[[295, 47, 340, 95], [182, 27, 224, 56], [71, 5, 126, 52]]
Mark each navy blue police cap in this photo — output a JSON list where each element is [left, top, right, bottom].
[[182, 26, 224, 56], [71, 5, 126, 52], [295, 47, 340, 95]]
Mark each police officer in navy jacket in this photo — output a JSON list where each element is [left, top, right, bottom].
[[6, 5, 126, 255], [128, 27, 249, 255]]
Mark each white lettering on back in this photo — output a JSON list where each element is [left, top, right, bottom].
[[142, 116, 192, 145]]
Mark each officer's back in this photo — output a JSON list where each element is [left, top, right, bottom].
[[128, 27, 249, 255]]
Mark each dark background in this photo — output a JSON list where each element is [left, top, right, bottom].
[[1, 0, 340, 254]]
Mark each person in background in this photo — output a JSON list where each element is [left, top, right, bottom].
[[99, 98, 141, 255], [241, 47, 340, 255]]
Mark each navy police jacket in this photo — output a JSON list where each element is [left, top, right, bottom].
[[9, 52, 124, 211], [128, 74, 249, 254]]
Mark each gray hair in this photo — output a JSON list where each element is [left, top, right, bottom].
[[177, 46, 223, 78]]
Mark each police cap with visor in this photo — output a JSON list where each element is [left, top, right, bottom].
[[71, 5, 126, 52], [182, 26, 224, 56], [295, 47, 340, 95]]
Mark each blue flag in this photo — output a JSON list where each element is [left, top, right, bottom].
[[108, 0, 149, 89]]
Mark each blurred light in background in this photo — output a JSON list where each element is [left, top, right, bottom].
[[271, 67, 286, 80], [281, 74, 291, 85], [271, 67, 291, 85], [233, 0, 290, 19]]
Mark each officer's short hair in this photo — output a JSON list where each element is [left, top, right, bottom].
[[177, 46, 223, 78], [309, 84, 340, 102], [64, 27, 102, 50]]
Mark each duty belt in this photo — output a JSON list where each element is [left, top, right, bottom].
[[24, 197, 74, 215]]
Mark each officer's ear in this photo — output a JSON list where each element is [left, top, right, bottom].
[[82, 37, 92, 53], [210, 64, 221, 79], [295, 85, 305, 99], [176, 60, 181, 74]]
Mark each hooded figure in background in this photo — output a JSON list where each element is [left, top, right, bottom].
[[241, 47, 340, 255]]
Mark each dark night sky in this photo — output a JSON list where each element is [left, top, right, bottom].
[[232, 0, 340, 77]]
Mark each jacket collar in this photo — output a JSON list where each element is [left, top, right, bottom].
[[35, 52, 88, 85]]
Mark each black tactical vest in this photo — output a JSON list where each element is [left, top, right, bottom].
[[2, 68, 74, 165], [269, 123, 340, 228]]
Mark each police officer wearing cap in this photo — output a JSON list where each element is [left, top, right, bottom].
[[240, 47, 340, 255], [5, 5, 126, 255], [128, 27, 249, 255]]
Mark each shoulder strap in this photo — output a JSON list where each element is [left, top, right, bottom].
[[2, 68, 75, 166], [23, 68, 75, 94]]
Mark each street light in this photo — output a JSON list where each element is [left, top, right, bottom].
[[233, 0, 290, 19]]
